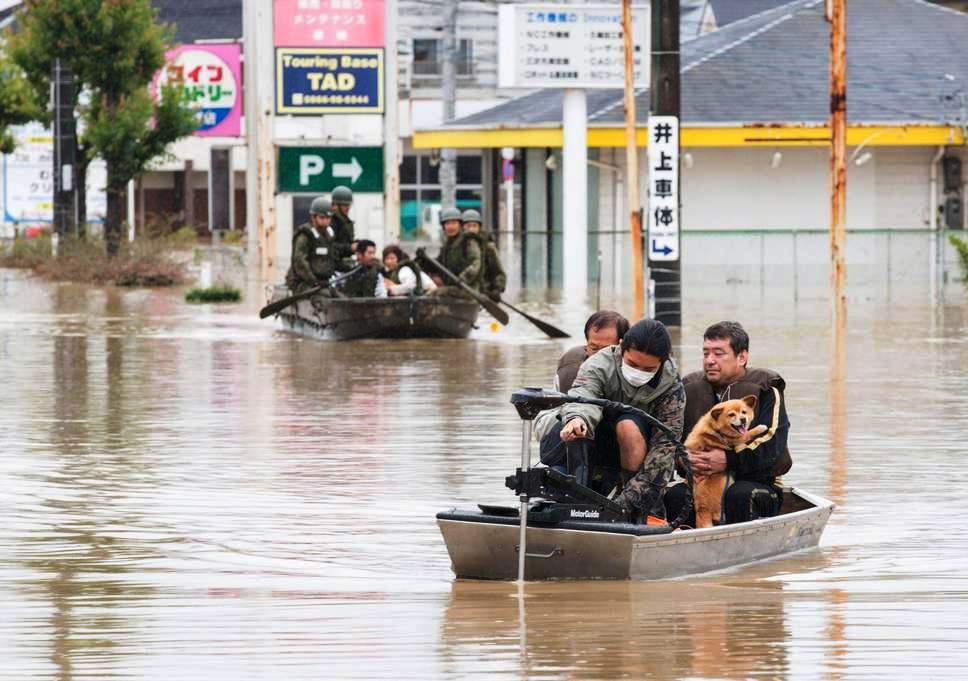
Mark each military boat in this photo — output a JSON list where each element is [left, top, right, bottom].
[[267, 286, 480, 340], [436, 389, 834, 581]]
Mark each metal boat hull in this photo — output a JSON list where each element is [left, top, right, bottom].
[[437, 487, 833, 580], [269, 287, 480, 340]]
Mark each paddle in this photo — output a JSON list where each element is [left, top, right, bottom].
[[496, 297, 570, 338], [416, 249, 510, 326], [258, 265, 362, 319]]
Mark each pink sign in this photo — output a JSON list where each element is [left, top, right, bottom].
[[274, 0, 385, 48], [152, 44, 242, 137]]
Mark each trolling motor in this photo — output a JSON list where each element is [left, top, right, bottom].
[[508, 388, 695, 582]]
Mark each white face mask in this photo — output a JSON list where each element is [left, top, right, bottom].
[[622, 363, 657, 387]]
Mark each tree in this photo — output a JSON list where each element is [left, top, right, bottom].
[[7, 0, 197, 253], [0, 45, 42, 154]]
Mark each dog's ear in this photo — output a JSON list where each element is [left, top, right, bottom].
[[710, 406, 725, 421], [741, 394, 758, 410]]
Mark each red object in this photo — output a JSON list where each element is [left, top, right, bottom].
[[25, 226, 47, 239], [274, 0, 385, 48], [646, 515, 668, 527]]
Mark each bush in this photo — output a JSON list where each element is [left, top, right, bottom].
[[951, 234, 968, 291], [185, 284, 242, 303], [166, 226, 199, 250], [221, 229, 244, 246], [3, 233, 51, 267]]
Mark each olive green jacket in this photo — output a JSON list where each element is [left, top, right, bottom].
[[466, 231, 507, 297], [285, 222, 339, 290], [330, 210, 355, 258], [438, 233, 482, 287]]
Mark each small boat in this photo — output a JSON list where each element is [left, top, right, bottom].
[[268, 285, 480, 340], [437, 389, 834, 581]]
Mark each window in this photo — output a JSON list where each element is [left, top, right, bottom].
[[399, 153, 484, 241], [412, 38, 473, 77]]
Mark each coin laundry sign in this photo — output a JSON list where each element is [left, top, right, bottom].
[[276, 48, 384, 114], [152, 44, 242, 136]]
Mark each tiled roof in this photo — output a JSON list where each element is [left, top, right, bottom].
[[445, 0, 968, 128], [152, 0, 242, 44]]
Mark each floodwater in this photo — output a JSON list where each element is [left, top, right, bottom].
[[1, 267, 967, 680]]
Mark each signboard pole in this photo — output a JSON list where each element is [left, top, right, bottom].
[[649, 0, 681, 326], [623, 0, 644, 317], [384, 0, 400, 244], [562, 88, 588, 296]]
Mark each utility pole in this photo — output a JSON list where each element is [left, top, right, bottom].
[[827, 0, 847, 330], [243, 0, 276, 284], [439, 0, 458, 208], [384, 0, 401, 243], [622, 0, 644, 316], [52, 58, 77, 238], [649, 0, 681, 326]]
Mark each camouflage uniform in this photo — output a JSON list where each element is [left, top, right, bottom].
[[421, 233, 482, 297], [561, 346, 685, 519], [340, 262, 383, 298], [465, 231, 507, 300], [285, 222, 340, 293], [330, 210, 356, 268]]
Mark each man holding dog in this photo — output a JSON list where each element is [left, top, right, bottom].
[[664, 321, 792, 526]]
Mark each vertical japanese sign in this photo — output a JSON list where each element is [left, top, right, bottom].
[[647, 115, 679, 262], [152, 44, 243, 137], [274, 0, 385, 48]]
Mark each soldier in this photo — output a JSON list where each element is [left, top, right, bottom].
[[330, 185, 356, 260], [284, 197, 341, 294], [340, 239, 386, 298], [418, 207, 482, 297], [461, 209, 507, 301], [551, 319, 686, 523]]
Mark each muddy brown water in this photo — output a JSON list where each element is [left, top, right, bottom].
[[1, 269, 967, 679]]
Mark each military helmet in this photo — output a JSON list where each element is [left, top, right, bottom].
[[310, 196, 333, 217], [439, 207, 462, 225], [460, 209, 482, 224], [331, 185, 354, 205]]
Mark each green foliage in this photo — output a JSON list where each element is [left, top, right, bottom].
[[221, 230, 244, 246], [0, 44, 43, 153], [185, 285, 242, 304], [166, 226, 200, 250], [7, 0, 198, 255], [949, 234, 968, 291], [3, 233, 51, 267]]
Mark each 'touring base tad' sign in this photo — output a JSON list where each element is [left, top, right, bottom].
[[278, 147, 384, 194]]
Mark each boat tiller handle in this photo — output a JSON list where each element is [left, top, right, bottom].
[[515, 545, 564, 559]]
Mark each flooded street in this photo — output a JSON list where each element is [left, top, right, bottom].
[[1, 268, 967, 680]]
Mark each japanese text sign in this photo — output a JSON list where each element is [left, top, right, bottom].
[[498, 3, 649, 89], [647, 115, 679, 262], [274, 0, 385, 48], [278, 147, 384, 193], [276, 48, 384, 114], [152, 44, 242, 137]]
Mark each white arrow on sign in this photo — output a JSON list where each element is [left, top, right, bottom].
[[332, 157, 363, 184]]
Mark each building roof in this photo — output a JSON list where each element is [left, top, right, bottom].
[[440, 0, 968, 131], [152, 0, 242, 44]]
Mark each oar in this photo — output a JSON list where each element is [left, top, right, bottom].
[[258, 265, 362, 319], [496, 297, 570, 338], [416, 249, 510, 326]]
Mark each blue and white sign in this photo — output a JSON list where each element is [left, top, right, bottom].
[[276, 48, 384, 114], [648, 115, 679, 262]]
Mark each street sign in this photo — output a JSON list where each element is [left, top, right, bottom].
[[498, 3, 649, 89], [647, 115, 679, 262], [278, 147, 384, 193], [152, 44, 242, 136], [276, 48, 384, 114], [274, 0, 385, 48]]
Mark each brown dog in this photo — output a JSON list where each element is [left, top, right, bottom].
[[686, 395, 767, 528]]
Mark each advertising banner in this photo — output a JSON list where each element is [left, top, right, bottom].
[[498, 3, 650, 89], [152, 44, 243, 137], [647, 115, 679, 262], [274, 0, 385, 48], [276, 48, 384, 114], [2, 122, 106, 224]]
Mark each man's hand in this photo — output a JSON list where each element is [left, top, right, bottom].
[[431, 274, 444, 287], [350, 240, 359, 253], [560, 418, 589, 442], [688, 447, 727, 478]]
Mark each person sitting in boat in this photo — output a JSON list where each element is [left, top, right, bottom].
[[340, 239, 387, 298], [416, 207, 482, 297], [535, 310, 630, 443], [664, 321, 792, 526], [284, 196, 341, 295], [460, 209, 507, 302], [382, 245, 436, 297], [551, 319, 686, 523]]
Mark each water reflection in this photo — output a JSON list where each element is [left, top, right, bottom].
[[1, 271, 967, 679]]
